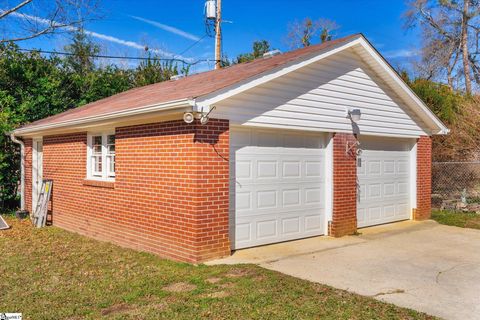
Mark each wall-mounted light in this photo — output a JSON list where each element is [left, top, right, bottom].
[[183, 106, 217, 125], [183, 112, 194, 124], [346, 108, 362, 123]]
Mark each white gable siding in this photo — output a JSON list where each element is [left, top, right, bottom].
[[215, 48, 429, 137]]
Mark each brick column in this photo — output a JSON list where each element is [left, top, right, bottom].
[[192, 119, 231, 261], [415, 136, 432, 220], [331, 133, 358, 237]]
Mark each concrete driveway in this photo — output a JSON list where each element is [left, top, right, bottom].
[[210, 221, 480, 320]]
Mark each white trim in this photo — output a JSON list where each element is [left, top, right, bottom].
[[32, 137, 43, 212], [410, 140, 418, 218], [324, 133, 334, 235], [86, 131, 115, 182], [14, 99, 192, 135], [230, 122, 425, 139]]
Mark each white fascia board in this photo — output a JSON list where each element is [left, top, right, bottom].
[[14, 98, 193, 136], [194, 36, 364, 108], [356, 38, 449, 135]]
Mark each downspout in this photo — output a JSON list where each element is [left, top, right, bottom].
[[9, 132, 25, 211]]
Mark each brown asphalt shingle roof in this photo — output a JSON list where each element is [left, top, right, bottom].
[[18, 34, 361, 131]]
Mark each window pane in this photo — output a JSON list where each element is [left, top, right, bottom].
[[92, 136, 102, 154], [107, 135, 115, 154], [93, 136, 102, 145], [107, 155, 115, 177], [92, 155, 102, 176]]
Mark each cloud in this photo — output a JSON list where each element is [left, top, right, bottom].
[[384, 49, 419, 59], [2, 10, 193, 60], [129, 15, 200, 41]]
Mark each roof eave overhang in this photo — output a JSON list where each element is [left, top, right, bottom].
[[12, 98, 194, 137]]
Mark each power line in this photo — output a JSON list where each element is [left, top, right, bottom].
[[15, 48, 219, 66], [177, 34, 209, 57]]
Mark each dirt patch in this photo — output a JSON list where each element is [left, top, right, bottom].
[[220, 282, 236, 289], [206, 277, 222, 284], [163, 282, 197, 293], [101, 303, 132, 316], [204, 291, 230, 298], [466, 219, 480, 229], [253, 275, 266, 281], [225, 268, 252, 278], [152, 302, 167, 310]]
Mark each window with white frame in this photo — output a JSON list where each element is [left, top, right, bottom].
[[87, 132, 115, 180]]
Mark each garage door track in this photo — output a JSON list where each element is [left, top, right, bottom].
[[210, 221, 480, 320]]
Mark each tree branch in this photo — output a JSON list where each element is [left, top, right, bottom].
[[0, 0, 33, 20], [0, 26, 54, 43], [419, 8, 455, 41]]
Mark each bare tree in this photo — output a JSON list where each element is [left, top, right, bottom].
[[286, 17, 339, 49], [0, 0, 101, 43], [405, 0, 480, 94]]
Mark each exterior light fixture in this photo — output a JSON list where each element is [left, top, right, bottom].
[[183, 106, 217, 125], [347, 109, 362, 123], [183, 112, 194, 124]]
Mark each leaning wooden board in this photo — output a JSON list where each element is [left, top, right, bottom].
[[0, 215, 10, 230], [32, 180, 53, 228]]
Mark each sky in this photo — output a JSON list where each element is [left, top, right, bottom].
[[10, 0, 422, 74]]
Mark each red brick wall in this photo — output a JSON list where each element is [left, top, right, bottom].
[[331, 133, 357, 236], [415, 136, 432, 220], [24, 119, 230, 262]]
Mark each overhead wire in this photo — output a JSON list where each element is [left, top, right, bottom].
[[176, 33, 209, 57], [15, 48, 219, 66]]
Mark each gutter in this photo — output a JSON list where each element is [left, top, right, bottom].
[[13, 98, 193, 136], [9, 132, 25, 211]]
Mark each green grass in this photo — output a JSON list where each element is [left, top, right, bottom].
[[432, 210, 480, 230], [0, 216, 436, 320]]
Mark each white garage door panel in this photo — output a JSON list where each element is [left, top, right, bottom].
[[357, 138, 413, 228], [231, 128, 325, 249]]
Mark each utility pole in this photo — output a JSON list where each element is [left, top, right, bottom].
[[214, 0, 222, 69]]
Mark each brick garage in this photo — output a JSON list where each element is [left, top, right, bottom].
[[14, 34, 447, 262]]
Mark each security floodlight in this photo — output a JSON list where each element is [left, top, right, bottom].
[[200, 115, 209, 125], [347, 109, 361, 123]]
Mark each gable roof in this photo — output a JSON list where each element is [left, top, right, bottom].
[[13, 33, 448, 136]]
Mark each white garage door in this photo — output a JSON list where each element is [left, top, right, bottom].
[[357, 137, 414, 228], [230, 128, 326, 249]]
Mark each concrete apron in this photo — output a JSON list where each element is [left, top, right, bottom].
[[208, 220, 480, 320]]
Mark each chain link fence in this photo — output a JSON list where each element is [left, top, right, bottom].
[[432, 161, 480, 211]]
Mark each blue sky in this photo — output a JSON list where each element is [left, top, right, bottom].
[[17, 0, 421, 73]]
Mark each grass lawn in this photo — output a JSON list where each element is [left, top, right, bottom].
[[431, 209, 480, 230], [0, 216, 436, 320]]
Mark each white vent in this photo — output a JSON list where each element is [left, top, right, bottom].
[[263, 49, 282, 58], [170, 74, 185, 81]]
